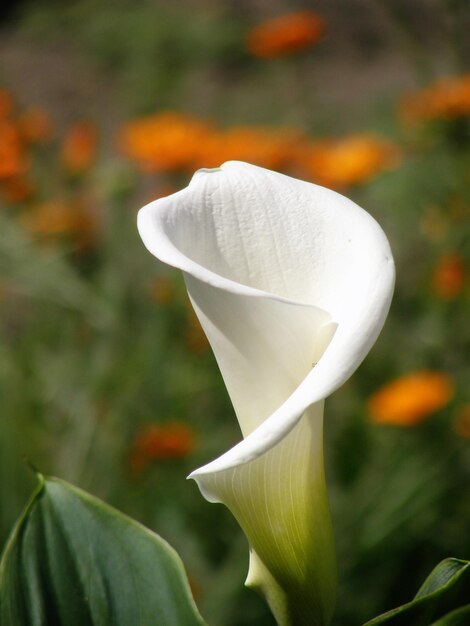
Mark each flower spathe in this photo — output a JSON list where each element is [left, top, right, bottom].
[[137, 162, 394, 626]]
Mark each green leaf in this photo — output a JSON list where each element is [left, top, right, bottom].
[[0, 475, 206, 626], [414, 559, 469, 599], [362, 558, 470, 626]]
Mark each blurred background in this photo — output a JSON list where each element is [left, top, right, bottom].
[[0, 1, 469, 624]]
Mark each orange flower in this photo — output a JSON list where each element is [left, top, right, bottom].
[[61, 121, 98, 174], [0, 120, 28, 179], [118, 110, 396, 185], [295, 134, 400, 188], [119, 110, 306, 173], [1, 175, 34, 204], [18, 107, 53, 144], [368, 371, 454, 426], [20, 199, 97, 247], [129, 422, 196, 472], [0, 88, 14, 118], [452, 404, 470, 438], [194, 126, 304, 171], [247, 11, 325, 58], [432, 253, 466, 299], [399, 73, 470, 123], [118, 112, 215, 174]]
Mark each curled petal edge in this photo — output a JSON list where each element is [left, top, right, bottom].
[[137, 162, 395, 483]]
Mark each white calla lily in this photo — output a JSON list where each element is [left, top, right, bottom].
[[137, 161, 395, 626]]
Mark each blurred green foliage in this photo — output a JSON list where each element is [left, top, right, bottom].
[[0, 1, 469, 625]]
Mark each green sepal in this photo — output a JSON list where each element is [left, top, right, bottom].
[[363, 558, 469, 626], [0, 475, 206, 626]]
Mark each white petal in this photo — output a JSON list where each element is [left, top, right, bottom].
[[137, 161, 395, 475], [138, 161, 394, 625]]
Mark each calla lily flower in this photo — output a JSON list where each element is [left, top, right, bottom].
[[137, 161, 395, 626]]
